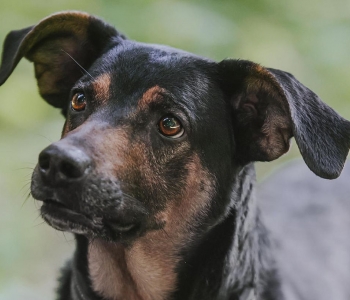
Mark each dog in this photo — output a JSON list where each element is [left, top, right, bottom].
[[1, 11, 349, 300]]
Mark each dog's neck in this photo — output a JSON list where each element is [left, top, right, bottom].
[[67, 164, 280, 300]]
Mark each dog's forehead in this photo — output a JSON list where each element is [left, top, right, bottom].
[[107, 40, 211, 68], [85, 40, 217, 106]]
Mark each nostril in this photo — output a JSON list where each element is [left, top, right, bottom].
[[39, 152, 51, 172], [59, 160, 86, 179]]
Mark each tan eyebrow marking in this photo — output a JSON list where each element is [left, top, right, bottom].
[[93, 73, 111, 103], [138, 85, 166, 110]]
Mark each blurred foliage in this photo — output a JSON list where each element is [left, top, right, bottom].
[[0, 0, 349, 298]]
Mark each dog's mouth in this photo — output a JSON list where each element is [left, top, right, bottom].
[[40, 199, 140, 239]]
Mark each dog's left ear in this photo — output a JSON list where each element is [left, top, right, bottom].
[[219, 59, 350, 179], [0, 11, 125, 114]]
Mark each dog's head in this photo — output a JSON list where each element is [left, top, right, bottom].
[[1, 12, 350, 244]]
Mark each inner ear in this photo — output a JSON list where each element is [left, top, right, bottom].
[[27, 35, 92, 111], [231, 74, 293, 164]]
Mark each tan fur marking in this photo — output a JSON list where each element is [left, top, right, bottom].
[[123, 154, 214, 299], [89, 241, 141, 300], [72, 122, 215, 299], [155, 153, 214, 242], [138, 86, 165, 110], [93, 73, 111, 103], [87, 140, 215, 300]]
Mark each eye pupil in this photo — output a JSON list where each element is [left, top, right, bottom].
[[77, 94, 85, 103], [71, 93, 86, 111], [158, 116, 184, 138], [163, 117, 178, 129]]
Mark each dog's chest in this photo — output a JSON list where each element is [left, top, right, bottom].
[[88, 238, 179, 300]]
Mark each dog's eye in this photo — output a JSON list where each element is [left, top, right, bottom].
[[158, 115, 184, 138], [71, 92, 86, 111]]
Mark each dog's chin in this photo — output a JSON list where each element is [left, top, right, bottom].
[[40, 200, 141, 242], [40, 200, 104, 236]]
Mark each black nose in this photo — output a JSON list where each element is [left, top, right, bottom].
[[38, 144, 91, 185]]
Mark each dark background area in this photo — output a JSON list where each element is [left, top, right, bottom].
[[0, 0, 349, 298]]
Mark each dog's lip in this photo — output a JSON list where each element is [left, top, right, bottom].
[[40, 199, 139, 236], [40, 200, 104, 235], [107, 221, 136, 232]]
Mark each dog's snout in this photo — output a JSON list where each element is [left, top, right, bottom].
[[38, 144, 91, 184]]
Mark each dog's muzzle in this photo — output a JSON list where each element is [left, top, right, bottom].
[[30, 142, 148, 242]]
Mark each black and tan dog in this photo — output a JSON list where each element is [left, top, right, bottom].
[[1, 11, 350, 300]]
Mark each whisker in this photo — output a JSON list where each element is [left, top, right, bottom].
[[14, 167, 35, 171], [32, 221, 46, 228], [62, 232, 68, 243], [34, 213, 42, 222], [21, 192, 32, 208], [20, 181, 31, 192], [33, 197, 41, 210], [35, 133, 53, 143], [21, 162, 37, 166], [61, 49, 93, 79]]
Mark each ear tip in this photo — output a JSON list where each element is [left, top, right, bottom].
[[295, 106, 350, 181], [306, 154, 349, 180], [0, 25, 34, 87], [317, 170, 342, 180]]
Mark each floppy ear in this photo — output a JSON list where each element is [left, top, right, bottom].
[[0, 11, 125, 114], [219, 59, 350, 179]]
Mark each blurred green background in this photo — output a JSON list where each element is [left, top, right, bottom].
[[0, 0, 349, 299]]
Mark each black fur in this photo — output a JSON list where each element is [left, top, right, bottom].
[[1, 12, 349, 300]]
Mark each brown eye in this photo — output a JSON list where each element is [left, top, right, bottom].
[[158, 115, 184, 138], [71, 92, 86, 111]]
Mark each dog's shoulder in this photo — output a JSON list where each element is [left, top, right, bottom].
[[258, 160, 350, 300]]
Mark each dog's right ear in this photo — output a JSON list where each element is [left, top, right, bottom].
[[0, 11, 125, 114], [219, 59, 350, 179]]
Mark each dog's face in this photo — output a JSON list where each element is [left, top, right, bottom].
[[31, 43, 232, 243], [1, 12, 350, 245]]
